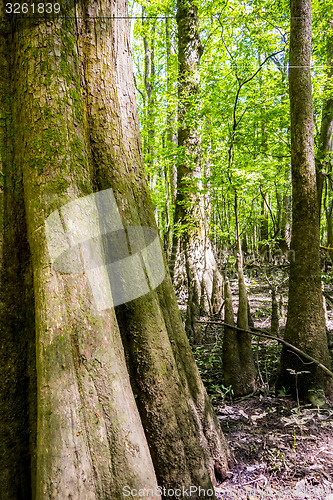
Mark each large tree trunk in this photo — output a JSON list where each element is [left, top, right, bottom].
[[1, 10, 157, 500], [171, 0, 222, 336], [0, 2, 232, 498], [276, 0, 332, 404]]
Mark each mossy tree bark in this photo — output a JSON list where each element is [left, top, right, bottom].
[[0, 1, 231, 498], [78, 0, 232, 488], [276, 0, 332, 404], [170, 0, 222, 340]]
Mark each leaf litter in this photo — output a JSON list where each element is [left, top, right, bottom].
[[215, 396, 333, 500]]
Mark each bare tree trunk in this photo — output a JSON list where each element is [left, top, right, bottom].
[[259, 189, 269, 255], [276, 0, 332, 404], [283, 193, 292, 246], [271, 284, 280, 337], [222, 193, 256, 397], [142, 10, 156, 186], [211, 269, 223, 315], [222, 279, 238, 388], [172, 0, 223, 328], [164, 17, 177, 262], [323, 181, 333, 247], [316, 21, 333, 223]]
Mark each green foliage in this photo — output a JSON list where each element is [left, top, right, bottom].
[[277, 386, 291, 397], [210, 383, 234, 403], [131, 0, 333, 255], [192, 342, 230, 400], [321, 272, 333, 285]]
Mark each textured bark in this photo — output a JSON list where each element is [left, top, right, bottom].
[[224, 192, 257, 397], [276, 0, 332, 403], [1, 11, 157, 500], [77, 0, 232, 488], [0, 1, 231, 498], [171, 0, 222, 325], [0, 20, 36, 499]]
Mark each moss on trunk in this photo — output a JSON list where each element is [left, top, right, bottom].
[[171, 0, 223, 326], [0, 1, 232, 498], [276, 0, 332, 403], [77, 0, 232, 490]]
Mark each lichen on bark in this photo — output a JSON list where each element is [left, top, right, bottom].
[[0, 2, 232, 498]]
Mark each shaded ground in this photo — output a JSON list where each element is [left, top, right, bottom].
[[186, 274, 333, 499], [216, 396, 333, 499]]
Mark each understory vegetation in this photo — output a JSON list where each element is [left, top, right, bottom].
[[131, 0, 333, 496]]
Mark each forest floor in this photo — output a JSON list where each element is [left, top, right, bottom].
[[188, 275, 333, 500], [216, 396, 333, 500]]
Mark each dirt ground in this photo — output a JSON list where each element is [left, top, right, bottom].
[[190, 275, 333, 499], [213, 278, 333, 499], [216, 396, 333, 500]]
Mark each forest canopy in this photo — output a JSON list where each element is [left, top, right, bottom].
[[131, 0, 332, 253]]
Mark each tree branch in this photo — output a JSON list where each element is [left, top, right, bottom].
[[259, 185, 277, 234], [198, 320, 333, 379]]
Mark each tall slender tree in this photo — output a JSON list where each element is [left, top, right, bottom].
[[164, 16, 177, 261], [171, 0, 222, 341], [316, 21, 333, 238], [276, 0, 332, 404]]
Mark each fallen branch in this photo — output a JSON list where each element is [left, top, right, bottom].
[[199, 319, 270, 334], [198, 319, 333, 379]]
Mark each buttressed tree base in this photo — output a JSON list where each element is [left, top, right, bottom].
[[0, 1, 232, 499]]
